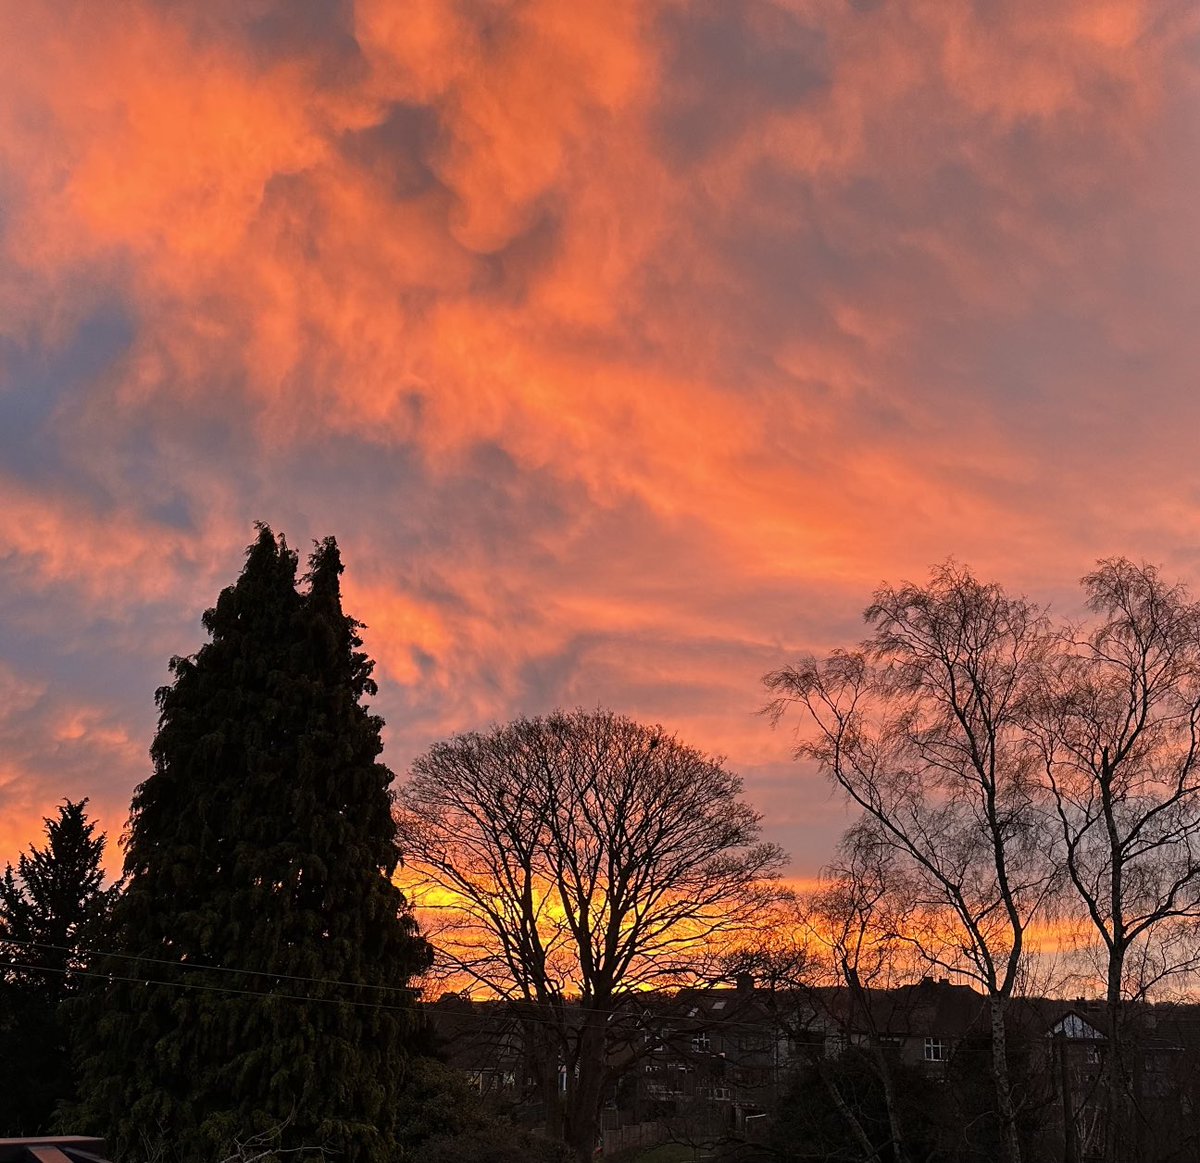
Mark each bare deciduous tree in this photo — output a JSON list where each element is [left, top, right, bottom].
[[1030, 559, 1200, 1162], [765, 563, 1059, 1163], [396, 708, 785, 1163], [809, 835, 918, 1163]]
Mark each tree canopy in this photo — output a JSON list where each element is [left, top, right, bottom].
[[397, 707, 785, 1163]]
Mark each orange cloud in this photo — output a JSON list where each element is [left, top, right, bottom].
[[0, 0, 1198, 881]]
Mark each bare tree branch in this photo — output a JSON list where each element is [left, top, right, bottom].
[[1029, 558, 1200, 1162], [765, 562, 1058, 1163], [396, 708, 786, 1163]]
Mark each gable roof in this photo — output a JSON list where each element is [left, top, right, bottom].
[[1046, 1011, 1106, 1041]]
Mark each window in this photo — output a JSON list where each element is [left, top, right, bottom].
[[924, 1037, 947, 1062], [691, 1031, 711, 1052], [469, 1069, 517, 1094]]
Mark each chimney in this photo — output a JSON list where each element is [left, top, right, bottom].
[[736, 972, 754, 995]]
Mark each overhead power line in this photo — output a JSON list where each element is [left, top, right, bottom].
[[1, 941, 847, 1036], [0, 936, 421, 995]]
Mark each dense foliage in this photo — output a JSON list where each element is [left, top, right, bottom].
[[71, 526, 431, 1162], [0, 800, 117, 1134]]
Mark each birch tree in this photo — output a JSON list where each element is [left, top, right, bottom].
[[1030, 559, 1200, 1162], [765, 563, 1059, 1163]]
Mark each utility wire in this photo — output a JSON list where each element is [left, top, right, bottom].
[[2, 958, 421, 1013], [4, 938, 796, 1022], [0, 936, 421, 995], [0, 948, 863, 1037]]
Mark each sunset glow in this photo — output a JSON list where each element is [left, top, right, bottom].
[[2, 0, 1199, 883]]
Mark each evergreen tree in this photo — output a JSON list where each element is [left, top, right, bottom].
[[72, 526, 431, 1162], [0, 799, 118, 1133]]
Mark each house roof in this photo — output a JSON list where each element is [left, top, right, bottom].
[[1045, 1011, 1106, 1041]]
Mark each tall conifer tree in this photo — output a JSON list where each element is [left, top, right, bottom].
[[0, 799, 117, 1133], [73, 526, 431, 1162]]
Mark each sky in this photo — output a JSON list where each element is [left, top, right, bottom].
[[1, 0, 1199, 881]]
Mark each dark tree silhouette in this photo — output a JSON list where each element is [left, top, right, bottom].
[[0, 799, 117, 1134], [397, 708, 785, 1163], [72, 526, 431, 1163]]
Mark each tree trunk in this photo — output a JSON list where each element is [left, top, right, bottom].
[[845, 963, 909, 1163], [989, 995, 1022, 1163], [564, 1008, 608, 1163], [873, 1043, 909, 1163], [1102, 954, 1130, 1163], [527, 1018, 564, 1144], [812, 1052, 882, 1163]]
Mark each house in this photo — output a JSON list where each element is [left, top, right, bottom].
[[831, 976, 987, 1069], [426, 993, 536, 1104], [631, 978, 807, 1133], [424, 981, 1200, 1159], [1027, 998, 1200, 1162]]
